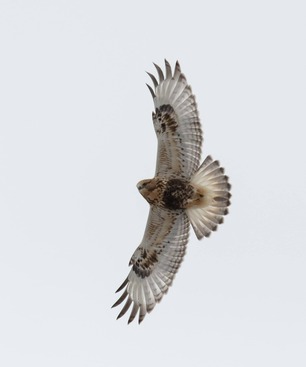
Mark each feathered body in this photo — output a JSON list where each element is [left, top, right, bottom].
[[137, 177, 203, 210], [112, 60, 231, 324]]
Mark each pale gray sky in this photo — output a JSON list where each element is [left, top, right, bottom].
[[0, 1, 305, 366]]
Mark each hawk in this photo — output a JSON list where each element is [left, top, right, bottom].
[[112, 60, 231, 324]]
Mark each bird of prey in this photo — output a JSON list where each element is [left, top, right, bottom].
[[112, 60, 231, 324]]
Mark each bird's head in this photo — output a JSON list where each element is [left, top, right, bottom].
[[137, 178, 159, 204], [137, 178, 156, 195]]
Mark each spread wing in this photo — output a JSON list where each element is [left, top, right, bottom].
[[147, 60, 203, 179], [112, 206, 190, 324]]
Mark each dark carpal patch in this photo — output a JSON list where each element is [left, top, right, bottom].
[[155, 104, 178, 133], [132, 249, 158, 278], [162, 179, 193, 210]]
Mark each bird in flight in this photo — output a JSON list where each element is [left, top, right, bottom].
[[112, 60, 231, 324]]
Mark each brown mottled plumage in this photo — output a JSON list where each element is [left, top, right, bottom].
[[137, 177, 204, 210], [112, 60, 231, 324]]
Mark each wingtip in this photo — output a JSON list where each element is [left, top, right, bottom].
[[164, 59, 172, 79], [153, 62, 164, 82], [115, 277, 129, 293], [146, 83, 156, 99], [146, 71, 158, 88], [112, 289, 128, 309]]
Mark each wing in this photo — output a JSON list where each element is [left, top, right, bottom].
[[112, 206, 190, 324], [147, 60, 203, 179]]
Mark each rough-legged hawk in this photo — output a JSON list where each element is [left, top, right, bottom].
[[112, 60, 231, 324]]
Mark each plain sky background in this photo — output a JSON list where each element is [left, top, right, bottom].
[[0, 0, 305, 366]]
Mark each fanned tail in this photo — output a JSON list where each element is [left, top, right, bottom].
[[186, 156, 231, 240]]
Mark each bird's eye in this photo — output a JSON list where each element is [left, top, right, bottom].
[[137, 182, 144, 190]]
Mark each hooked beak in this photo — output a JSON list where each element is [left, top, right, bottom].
[[137, 181, 145, 191]]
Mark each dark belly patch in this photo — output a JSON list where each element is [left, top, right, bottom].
[[162, 179, 193, 210]]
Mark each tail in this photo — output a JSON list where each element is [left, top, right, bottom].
[[186, 156, 231, 240]]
